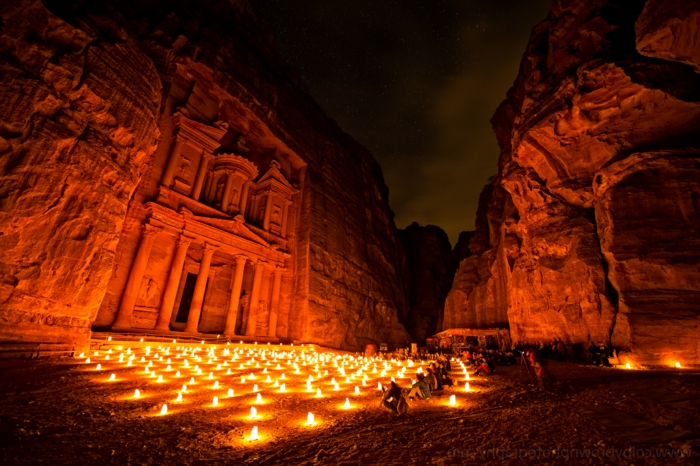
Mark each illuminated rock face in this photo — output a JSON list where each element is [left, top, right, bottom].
[[445, 0, 700, 364], [0, 1, 161, 350], [0, 0, 411, 351]]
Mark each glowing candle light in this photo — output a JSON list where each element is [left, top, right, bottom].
[[181, 384, 187, 392], [213, 381, 219, 389], [255, 393, 262, 404], [354, 386, 360, 395], [160, 404, 168, 415], [175, 370, 180, 377], [280, 383, 286, 392], [465, 382, 470, 392], [281, 373, 286, 380], [316, 388, 322, 397], [166, 365, 171, 371], [157, 375, 163, 383], [96, 364, 101, 371], [449, 395, 456, 406], [265, 375, 271, 383], [176, 392, 183, 402], [331, 377, 336, 384], [377, 382, 382, 390], [274, 380, 279, 387], [253, 384, 259, 392], [306, 381, 313, 392], [228, 388, 234, 397], [109, 373, 116, 381], [86, 358, 91, 364], [212, 396, 218, 407], [344, 398, 351, 409], [133, 389, 140, 398], [362, 380, 367, 387], [676, 362, 681, 368], [307, 412, 315, 425], [249, 426, 259, 441], [625, 363, 631, 369], [189, 377, 195, 384], [334, 383, 340, 391], [208, 372, 214, 379], [250, 407, 257, 419]]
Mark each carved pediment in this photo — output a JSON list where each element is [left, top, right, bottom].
[[257, 160, 297, 194], [172, 112, 227, 153], [187, 213, 270, 247]]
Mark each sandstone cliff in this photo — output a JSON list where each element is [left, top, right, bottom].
[[0, 0, 412, 351], [443, 0, 700, 365], [399, 224, 472, 342]]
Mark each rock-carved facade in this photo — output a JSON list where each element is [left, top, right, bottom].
[[96, 65, 303, 340]]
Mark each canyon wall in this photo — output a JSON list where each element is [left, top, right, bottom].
[[399, 223, 471, 342], [444, 0, 700, 365], [0, 0, 412, 351]]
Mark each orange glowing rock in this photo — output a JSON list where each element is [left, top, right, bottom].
[[160, 404, 168, 415]]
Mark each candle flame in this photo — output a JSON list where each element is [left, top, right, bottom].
[[255, 393, 263, 404], [228, 388, 234, 397], [250, 407, 257, 419], [109, 373, 116, 381], [316, 388, 322, 397], [212, 396, 218, 407], [176, 392, 183, 402], [133, 389, 140, 398], [160, 404, 168, 415], [307, 412, 315, 425], [449, 395, 456, 406], [344, 398, 351, 409], [250, 426, 259, 441]]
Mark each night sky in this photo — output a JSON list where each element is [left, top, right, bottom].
[[251, 0, 552, 244]]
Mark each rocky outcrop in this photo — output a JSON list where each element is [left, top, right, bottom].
[[444, 0, 700, 365], [0, 0, 161, 351], [0, 0, 412, 351]]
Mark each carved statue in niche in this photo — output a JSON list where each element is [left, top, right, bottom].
[[258, 204, 265, 222], [271, 205, 281, 225], [235, 135, 250, 154], [136, 277, 161, 308], [230, 189, 239, 209], [257, 300, 269, 324]]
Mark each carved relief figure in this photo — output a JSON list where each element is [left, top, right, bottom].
[[257, 299, 269, 324], [136, 277, 162, 308], [175, 156, 192, 182], [216, 177, 226, 204], [271, 205, 281, 224], [235, 135, 250, 154]]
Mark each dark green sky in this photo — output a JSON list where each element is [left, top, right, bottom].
[[251, 0, 552, 244]]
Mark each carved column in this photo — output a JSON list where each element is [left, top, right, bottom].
[[191, 152, 211, 201], [113, 224, 160, 329], [263, 194, 273, 231], [223, 255, 247, 336], [245, 260, 265, 336], [281, 201, 291, 238], [267, 266, 284, 337], [154, 235, 192, 331], [161, 137, 184, 188], [239, 181, 250, 218], [220, 172, 235, 214], [184, 243, 218, 334], [207, 172, 219, 203]]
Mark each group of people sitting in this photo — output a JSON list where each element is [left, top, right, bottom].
[[378, 359, 455, 415]]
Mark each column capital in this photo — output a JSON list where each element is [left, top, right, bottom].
[[233, 254, 248, 265], [142, 223, 161, 237], [176, 234, 194, 246], [274, 266, 285, 276], [202, 242, 219, 255]]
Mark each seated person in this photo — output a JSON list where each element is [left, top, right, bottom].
[[474, 358, 492, 376], [407, 373, 431, 400], [379, 381, 403, 415], [424, 368, 438, 393]]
